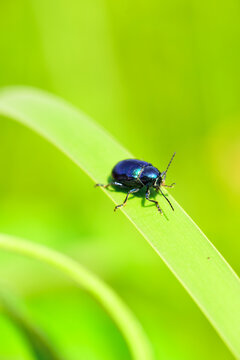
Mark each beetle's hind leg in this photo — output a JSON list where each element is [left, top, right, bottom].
[[114, 188, 139, 212], [145, 188, 163, 214], [95, 181, 124, 189]]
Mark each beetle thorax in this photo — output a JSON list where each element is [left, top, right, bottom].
[[139, 166, 161, 186]]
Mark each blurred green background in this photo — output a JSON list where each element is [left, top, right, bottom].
[[0, 0, 239, 359]]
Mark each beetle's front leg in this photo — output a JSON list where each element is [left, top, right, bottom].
[[162, 182, 176, 188], [145, 187, 163, 214]]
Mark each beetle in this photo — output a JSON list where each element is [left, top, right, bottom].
[[95, 152, 176, 214]]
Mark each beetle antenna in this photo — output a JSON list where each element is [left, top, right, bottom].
[[163, 152, 176, 180], [159, 188, 174, 211]]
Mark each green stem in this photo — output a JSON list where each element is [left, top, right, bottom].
[[0, 233, 154, 360]]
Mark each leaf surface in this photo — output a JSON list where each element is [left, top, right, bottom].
[[0, 87, 240, 359]]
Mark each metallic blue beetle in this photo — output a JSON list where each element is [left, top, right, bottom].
[[96, 153, 176, 213]]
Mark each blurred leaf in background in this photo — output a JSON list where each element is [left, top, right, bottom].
[[0, 0, 239, 359], [0, 289, 63, 360]]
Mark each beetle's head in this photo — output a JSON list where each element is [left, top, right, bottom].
[[154, 152, 176, 191], [154, 175, 163, 191]]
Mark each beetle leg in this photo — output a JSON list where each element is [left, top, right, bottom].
[[114, 188, 139, 211], [95, 181, 124, 188], [162, 182, 176, 188], [145, 188, 163, 214]]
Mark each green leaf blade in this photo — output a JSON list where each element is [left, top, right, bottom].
[[0, 291, 63, 360], [0, 234, 154, 360], [0, 86, 240, 359]]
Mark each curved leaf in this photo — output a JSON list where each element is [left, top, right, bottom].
[[0, 234, 153, 360], [0, 291, 63, 360], [0, 87, 240, 358]]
